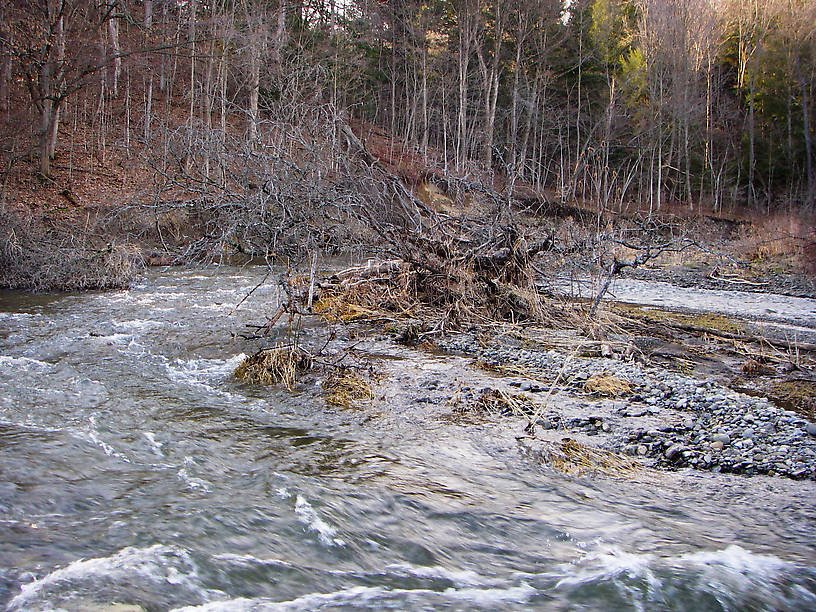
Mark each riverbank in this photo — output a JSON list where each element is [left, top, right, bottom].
[[278, 267, 816, 483]]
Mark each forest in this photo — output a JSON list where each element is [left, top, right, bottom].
[[0, 0, 815, 290]]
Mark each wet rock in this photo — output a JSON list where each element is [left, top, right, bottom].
[[665, 444, 685, 461]]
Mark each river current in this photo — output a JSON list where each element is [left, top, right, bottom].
[[1, 266, 815, 611]]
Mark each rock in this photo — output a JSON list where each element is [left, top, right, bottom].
[[665, 444, 685, 461], [806, 423, 816, 437], [711, 434, 731, 445], [637, 444, 648, 456], [710, 441, 725, 451]]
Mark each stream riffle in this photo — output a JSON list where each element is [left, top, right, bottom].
[[1, 266, 815, 611]]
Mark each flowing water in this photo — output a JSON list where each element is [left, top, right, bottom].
[[1, 267, 815, 611]]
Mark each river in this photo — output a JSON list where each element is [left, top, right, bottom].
[[1, 266, 815, 611]]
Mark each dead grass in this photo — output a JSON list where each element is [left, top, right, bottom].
[[769, 380, 816, 420], [234, 346, 312, 390], [312, 294, 381, 323], [613, 303, 746, 336], [312, 266, 420, 325], [733, 212, 816, 275], [324, 370, 375, 407], [473, 360, 532, 379], [546, 438, 641, 477], [583, 372, 632, 397], [471, 388, 536, 418]]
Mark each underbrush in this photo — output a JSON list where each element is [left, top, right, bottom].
[[0, 209, 142, 291]]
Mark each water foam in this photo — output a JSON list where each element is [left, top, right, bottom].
[[383, 562, 492, 587], [87, 415, 131, 463], [0, 355, 51, 370], [212, 553, 293, 569], [555, 546, 658, 588], [116, 319, 164, 333], [0, 312, 41, 320], [553, 543, 816, 610], [677, 544, 789, 574], [294, 495, 346, 547], [7, 545, 211, 611], [143, 431, 164, 456], [178, 456, 212, 492], [170, 582, 536, 611], [164, 354, 247, 398]]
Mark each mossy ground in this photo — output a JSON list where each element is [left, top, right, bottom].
[[613, 303, 746, 335]]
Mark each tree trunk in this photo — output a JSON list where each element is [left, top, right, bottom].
[[272, 0, 288, 70], [39, 102, 53, 177], [108, 11, 121, 97], [144, 75, 153, 142], [796, 56, 815, 208], [456, 2, 478, 170], [248, 35, 261, 143], [38, 13, 65, 177], [187, 0, 197, 171]]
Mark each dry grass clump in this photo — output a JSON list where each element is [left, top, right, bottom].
[[312, 294, 381, 323], [583, 372, 632, 397], [473, 360, 531, 378], [546, 438, 641, 477], [471, 388, 536, 418], [234, 346, 312, 390], [324, 370, 375, 407], [445, 387, 535, 424]]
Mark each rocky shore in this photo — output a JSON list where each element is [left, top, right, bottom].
[[436, 334, 816, 480]]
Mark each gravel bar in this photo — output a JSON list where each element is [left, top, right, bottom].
[[439, 334, 816, 480]]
